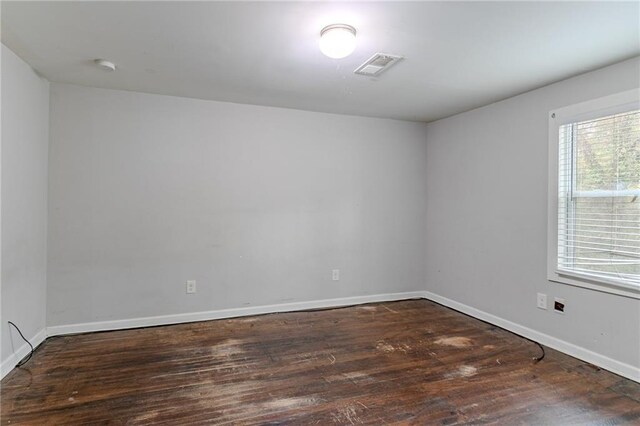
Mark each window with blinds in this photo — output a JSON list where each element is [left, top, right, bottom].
[[557, 109, 640, 286]]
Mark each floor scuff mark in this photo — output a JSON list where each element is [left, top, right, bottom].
[[376, 341, 411, 354], [434, 336, 473, 348], [324, 372, 373, 384], [263, 397, 317, 411], [445, 365, 478, 379], [381, 305, 398, 314], [210, 338, 245, 357], [331, 404, 364, 425], [376, 342, 396, 353]]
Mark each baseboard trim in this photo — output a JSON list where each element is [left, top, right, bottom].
[[46, 291, 426, 337], [1, 328, 47, 380], [421, 290, 640, 383]]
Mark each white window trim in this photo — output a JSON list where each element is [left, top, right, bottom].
[[547, 88, 640, 299]]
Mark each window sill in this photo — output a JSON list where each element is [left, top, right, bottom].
[[548, 270, 640, 299]]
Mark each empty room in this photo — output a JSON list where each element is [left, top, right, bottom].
[[1, 1, 639, 424]]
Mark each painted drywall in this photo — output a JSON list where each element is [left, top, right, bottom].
[[47, 83, 429, 327], [425, 57, 640, 370], [1, 45, 49, 368]]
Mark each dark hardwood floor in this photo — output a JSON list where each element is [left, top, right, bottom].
[[1, 299, 639, 424]]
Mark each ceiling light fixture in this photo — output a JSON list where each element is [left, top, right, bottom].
[[319, 24, 356, 59], [94, 59, 116, 71]]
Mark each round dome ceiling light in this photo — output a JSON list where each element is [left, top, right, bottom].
[[94, 59, 116, 71], [319, 24, 356, 59]]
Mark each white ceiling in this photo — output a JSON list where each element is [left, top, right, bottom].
[[2, 1, 639, 122]]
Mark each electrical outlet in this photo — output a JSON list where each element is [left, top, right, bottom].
[[186, 280, 197, 294], [537, 293, 547, 310], [554, 297, 565, 314], [332, 269, 340, 281]]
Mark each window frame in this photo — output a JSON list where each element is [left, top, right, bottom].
[[547, 88, 640, 299]]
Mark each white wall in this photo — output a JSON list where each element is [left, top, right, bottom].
[[425, 57, 640, 373], [47, 83, 429, 327], [1, 45, 49, 371]]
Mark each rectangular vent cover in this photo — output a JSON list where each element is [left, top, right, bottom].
[[354, 53, 403, 77]]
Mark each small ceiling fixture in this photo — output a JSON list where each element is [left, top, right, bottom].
[[319, 24, 356, 59], [94, 59, 116, 71]]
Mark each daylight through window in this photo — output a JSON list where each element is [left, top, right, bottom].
[[557, 110, 640, 286]]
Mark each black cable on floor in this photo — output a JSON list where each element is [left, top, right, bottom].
[[423, 299, 547, 365], [532, 340, 545, 363], [7, 321, 34, 367]]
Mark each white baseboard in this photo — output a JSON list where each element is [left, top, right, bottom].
[[1, 328, 47, 380], [421, 290, 640, 383], [46, 291, 426, 336]]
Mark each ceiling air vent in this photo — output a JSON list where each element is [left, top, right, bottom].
[[354, 53, 403, 77]]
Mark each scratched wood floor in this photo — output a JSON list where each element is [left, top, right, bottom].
[[1, 299, 639, 425]]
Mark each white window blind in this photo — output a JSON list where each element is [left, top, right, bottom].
[[557, 109, 640, 286]]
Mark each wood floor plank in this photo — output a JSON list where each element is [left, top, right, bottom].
[[1, 299, 639, 425]]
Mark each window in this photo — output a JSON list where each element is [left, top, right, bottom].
[[548, 89, 640, 298]]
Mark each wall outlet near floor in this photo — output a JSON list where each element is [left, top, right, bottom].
[[554, 297, 565, 314], [537, 293, 547, 310], [332, 269, 340, 281], [186, 280, 197, 294]]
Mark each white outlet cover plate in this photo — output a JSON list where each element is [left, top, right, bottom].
[[186, 280, 197, 294], [537, 293, 547, 310]]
